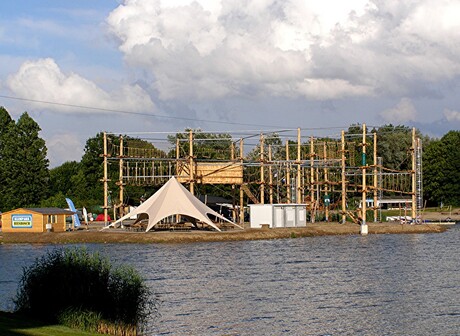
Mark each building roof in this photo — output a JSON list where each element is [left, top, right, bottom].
[[2, 207, 75, 215]]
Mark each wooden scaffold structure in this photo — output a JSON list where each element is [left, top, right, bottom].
[[100, 125, 423, 231]]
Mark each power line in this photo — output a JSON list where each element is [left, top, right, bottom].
[[0, 94, 361, 137], [0, 94, 285, 129]]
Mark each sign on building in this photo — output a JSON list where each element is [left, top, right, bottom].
[[12, 214, 32, 228]]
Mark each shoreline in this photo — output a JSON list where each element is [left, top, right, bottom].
[[0, 222, 451, 244]]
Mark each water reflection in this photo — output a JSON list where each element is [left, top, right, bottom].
[[1, 227, 459, 335]]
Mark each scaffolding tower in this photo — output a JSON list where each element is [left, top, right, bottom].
[[100, 126, 421, 227]]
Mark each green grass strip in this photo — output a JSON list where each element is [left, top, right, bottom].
[[0, 311, 103, 336]]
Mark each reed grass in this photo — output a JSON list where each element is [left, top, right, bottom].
[[14, 247, 157, 335]]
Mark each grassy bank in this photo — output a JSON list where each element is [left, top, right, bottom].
[[0, 311, 102, 336], [0, 223, 449, 244]]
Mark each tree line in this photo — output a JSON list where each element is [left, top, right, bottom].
[[0, 106, 458, 214]]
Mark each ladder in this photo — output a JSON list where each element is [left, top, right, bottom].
[[415, 139, 423, 221]]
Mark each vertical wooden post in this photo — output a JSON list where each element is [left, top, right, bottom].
[[411, 127, 417, 221], [175, 137, 180, 207], [175, 137, 181, 224], [176, 138, 180, 166], [373, 132, 378, 222], [269, 145, 273, 204], [310, 136, 315, 222], [285, 140, 291, 203], [341, 130, 346, 223], [296, 128, 301, 203], [260, 133, 265, 204], [361, 124, 368, 235], [231, 141, 236, 221], [239, 139, 244, 226], [119, 135, 124, 218], [189, 129, 194, 195], [324, 142, 329, 221], [103, 132, 109, 224]]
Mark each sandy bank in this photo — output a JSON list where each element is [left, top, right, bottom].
[[0, 223, 450, 244]]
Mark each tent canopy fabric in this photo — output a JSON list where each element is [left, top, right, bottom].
[[107, 177, 241, 232]]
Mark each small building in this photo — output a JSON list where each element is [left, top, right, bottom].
[[1, 208, 76, 233], [249, 204, 307, 228]]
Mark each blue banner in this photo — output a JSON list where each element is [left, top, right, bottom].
[[65, 198, 81, 227]]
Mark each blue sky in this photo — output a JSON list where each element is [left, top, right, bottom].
[[1, 0, 459, 167]]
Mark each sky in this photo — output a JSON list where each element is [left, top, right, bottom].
[[1, 0, 459, 167]]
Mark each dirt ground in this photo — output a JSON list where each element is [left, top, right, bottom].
[[0, 222, 451, 245], [419, 208, 460, 221]]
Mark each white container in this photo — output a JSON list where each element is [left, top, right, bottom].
[[284, 206, 296, 227], [296, 207, 307, 227], [45, 223, 52, 232], [249, 204, 274, 228], [249, 204, 307, 228], [273, 206, 284, 228]]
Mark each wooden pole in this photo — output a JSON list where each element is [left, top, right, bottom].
[[341, 130, 346, 223], [119, 135, 124, 218], [260, 133, 265, 204], [189, 129, 194, 195], [176, 138, 180, 173], [103, 132, 109, 225], [373, 132, 378, 222], [310, 136, 315, 222], [269, 145, 273, 204], [296, 128, 301, 203], [361, 124, 368, 235], [324, 142, 329, 221], [286, 140, 291, 203], [174, 137, 181, 224], [239, 139, 244, 226], [411, 127, 417, 221], [231, 141, 236, 221]]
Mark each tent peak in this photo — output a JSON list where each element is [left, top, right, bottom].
[[106, 176, 243, 232]]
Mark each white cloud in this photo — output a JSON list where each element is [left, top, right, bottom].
[[443, 109, 460, 122], [6, 58, 155, 113], [106, 0, 460, 101], [380, 98, 417, 123], [295, 78, 372, 99], [45, 132, 83, 167]]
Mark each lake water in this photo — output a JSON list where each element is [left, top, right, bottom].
[[1, 225, 459, 335]]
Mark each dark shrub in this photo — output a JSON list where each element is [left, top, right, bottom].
[[14, 247, 156, 334]]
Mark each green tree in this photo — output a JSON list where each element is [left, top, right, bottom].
[[0, 106, 13, 134], [168, 129, 233, 160], [423, 131, 460, 206], [42, 161, 83, 207], [79, 133, 105, 206], [375, 124, 415, 170], [78, 133, 167, 208], [345, 123, 367, 167], [70, 168, 88, 203], [48, 161, 81, 197], [0, 112, 49, 210], [40, 191, 67, 208], [245, 132, 284, 161], [0, 106, 14, 208], [345, 124, 417, 169]]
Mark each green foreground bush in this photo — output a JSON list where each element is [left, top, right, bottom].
[[14, 248, 157, 335]]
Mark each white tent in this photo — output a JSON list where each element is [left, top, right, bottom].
[[106, 176, 241, 232]]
